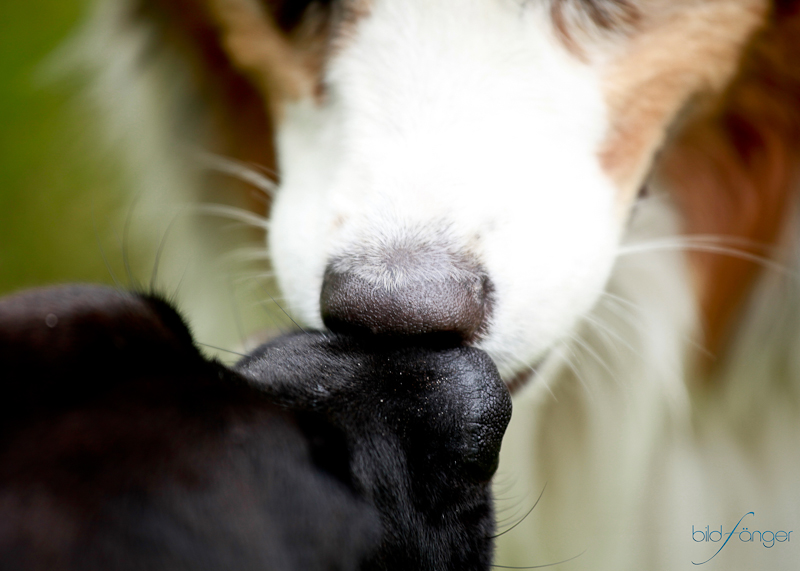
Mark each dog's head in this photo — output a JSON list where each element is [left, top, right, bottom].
[[115, 0, 800, 379], [0, 285, 510, 570]]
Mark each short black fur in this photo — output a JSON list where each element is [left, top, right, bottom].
[[0, 285, 511, 571]]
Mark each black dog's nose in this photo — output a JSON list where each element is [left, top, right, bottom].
[[320, 243, 492, 342]]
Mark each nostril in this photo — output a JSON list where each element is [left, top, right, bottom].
[[320, 246, 492, 342]]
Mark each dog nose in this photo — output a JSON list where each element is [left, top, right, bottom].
[[320, 245, 492, 342]]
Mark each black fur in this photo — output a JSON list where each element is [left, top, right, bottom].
[[0, 285, 511, 571]]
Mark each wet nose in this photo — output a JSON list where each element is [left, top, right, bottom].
[[319, 243, 492, 342]]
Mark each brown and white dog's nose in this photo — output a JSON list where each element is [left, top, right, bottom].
[[320, 242, 492, 342]]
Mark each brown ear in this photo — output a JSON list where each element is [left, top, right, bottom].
[[135, 0, 277, 170], [658, 1, 800, 368]]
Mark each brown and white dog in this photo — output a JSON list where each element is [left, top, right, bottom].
[[72, 1, 800, 569]]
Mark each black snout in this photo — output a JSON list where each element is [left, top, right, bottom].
[[320, 244, 492, 342]]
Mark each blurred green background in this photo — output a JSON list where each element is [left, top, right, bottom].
[[0, 0, 134, 296]]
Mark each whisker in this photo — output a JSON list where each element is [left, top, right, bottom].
[[493, 485, 536, 525], [617, 237, 793, 277], [248, 161, 279, 179], [581, 313, 638, 359], [191, 204, 270, 229], [492, 549, 587, 569], [630, 233, 768, 248], [150, 211, 184, 293], [233, 272, 277, 285], [255, 298, 291, 334], [598, 290, 645, 314], [171, 263, 190, 302], [112, 228, 138, 290], [491, 483, 547, 539], [257, 283, 307, 333], [553, 343, 595, 399], [491, 473, 519, 496], [565, 330, 616, 380], [196, 342, 247, 358], [194, 150, 277, 197], [598, 292, 715, 376], [599, 292, 715, 361], [504, 351, 558, 401], [596, 293, 649, 335], [494, 506, 530, 528], [225, 247, 273, 262]]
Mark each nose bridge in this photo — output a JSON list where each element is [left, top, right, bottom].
[[320, 235, 492, 342]]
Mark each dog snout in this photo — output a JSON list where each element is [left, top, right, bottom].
[[319, 242, 492, 342]]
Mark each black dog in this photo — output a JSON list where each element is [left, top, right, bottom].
[[0, 285, 511, 570]]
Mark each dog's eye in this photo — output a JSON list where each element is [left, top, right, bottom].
[[263, 0, 335, 33], [552, 0, 639, 35], [578, 0, 637, 30]]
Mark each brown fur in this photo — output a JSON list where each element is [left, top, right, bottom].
[[135, 0, 274, 162], [659, 1, 800, 365], [131, 0, 800, 374], [560, 0, 800, 366], [599, 1, 767, 199], [133, 0, 277, 216], [551, 0, 640, 58], [205, 0, 331, 108]]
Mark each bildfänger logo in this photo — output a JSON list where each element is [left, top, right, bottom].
[[692, 512, 793, 565]]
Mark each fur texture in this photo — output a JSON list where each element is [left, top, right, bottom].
[[72, 0, 800, 568]]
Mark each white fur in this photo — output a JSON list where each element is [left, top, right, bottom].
[[270, 0, 620, 377]]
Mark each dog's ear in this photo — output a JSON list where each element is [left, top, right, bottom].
[[658, 2, 800, 366], [130, 0, 277, 174]]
